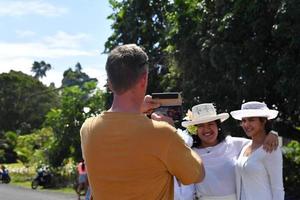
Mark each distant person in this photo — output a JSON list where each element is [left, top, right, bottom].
[[0, 164, 6, 173], [0, 164, 6, 178], [77, 160, 88, 199], [231, 101, 284, 200], [80, 44, 205, 200]]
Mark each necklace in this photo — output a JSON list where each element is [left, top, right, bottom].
[[205, 147, 213, 153]]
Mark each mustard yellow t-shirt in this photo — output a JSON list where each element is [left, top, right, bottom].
[[80, 112, 202, 200]]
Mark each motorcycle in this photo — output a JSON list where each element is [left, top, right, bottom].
[[0, 168, 11, 184], [31, 167, 53, 189]]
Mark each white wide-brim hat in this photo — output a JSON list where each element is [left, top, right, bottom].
[[181, 103, 229, 128], [230, 101, 278, 120]]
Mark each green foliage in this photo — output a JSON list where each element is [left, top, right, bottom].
[[61, 63, 97, 88], [282, 141, 300, 198], [106, 0, 300, 129], [106, 0, 174, 93], [283, 140, 300, 164], [5, 163, 35, 186], [104, 0, 300, 123], [0, 70, 59, 134], [15, 127, 54, 164], [0, 131, 18, 163], [167, 0, 300, 128], [45, 81, 106, 167]]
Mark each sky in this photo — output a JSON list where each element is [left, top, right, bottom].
[[0, 0, 113, 88]]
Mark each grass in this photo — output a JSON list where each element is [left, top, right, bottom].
[[4, 163, 76, 195]]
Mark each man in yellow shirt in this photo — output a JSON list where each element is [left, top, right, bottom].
[[80, 44, 204, 200]]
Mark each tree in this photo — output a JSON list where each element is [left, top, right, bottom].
[[14, 128, 54, 164], [106, 0, 174, 93], [45, 81, 106, 167], [165, 0, 300, 133], [61, 63, 97, 88], [31, 61, 52, 79], [0, 71, 59, 135], [0, 131, 17, 163], [105, 0, 300, 136]]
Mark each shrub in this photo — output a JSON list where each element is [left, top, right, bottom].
[[282, 140, 300, 199]]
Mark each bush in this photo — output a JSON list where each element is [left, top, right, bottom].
[[15, 128, 54, 164], [282, 140, 300, 199]]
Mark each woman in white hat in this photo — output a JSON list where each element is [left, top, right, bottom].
[[175, 103, 279, 200], [230, 101, 284, 200]]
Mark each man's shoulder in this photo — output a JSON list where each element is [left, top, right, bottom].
[[82, 116, 98, 127], [150, 120, 177, 133], [145, 121, 184, 145], [80, 116, 99, 135]]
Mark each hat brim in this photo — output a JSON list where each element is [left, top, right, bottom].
[[230, 109, 278, 120], [181, 113, 229, 128]]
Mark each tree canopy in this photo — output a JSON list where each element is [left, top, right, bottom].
[[106, 0, 300, 134], [0, 70, 59, 134], [45, 81, 106, 167], [0, 64, 107, 166], [61, 62, 97, 88], [105, 0, 173, 92]]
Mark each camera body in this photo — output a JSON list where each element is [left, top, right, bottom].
[[152, 92, 183, 121]]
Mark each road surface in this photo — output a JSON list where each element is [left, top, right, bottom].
[[0, 184, 77, 200]]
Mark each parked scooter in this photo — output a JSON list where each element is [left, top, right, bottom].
[[31, 166, 53, 189], [0, 165, 11, 184]]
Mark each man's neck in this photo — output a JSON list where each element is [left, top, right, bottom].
[[109, 91, 143, 113]]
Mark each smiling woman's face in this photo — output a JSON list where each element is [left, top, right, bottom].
[[240, 117, 266, 137], [196, 120, 219, 148]]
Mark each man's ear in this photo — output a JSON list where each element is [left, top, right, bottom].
[[107, 79, 113, 91], [140, 72, 148, 88]]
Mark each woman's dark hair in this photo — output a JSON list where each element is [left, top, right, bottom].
[[191, 120, 227, 148], [259, 117, 273, 134], [81, 162, 85, 171]]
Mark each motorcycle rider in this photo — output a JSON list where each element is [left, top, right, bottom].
[[32, 165, 52, 189], [0, 164, 11, 183], [0, 165, 5, 179]]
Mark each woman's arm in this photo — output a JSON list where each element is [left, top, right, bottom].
[[264, 148, 285, 200], [232, 130, 279, 153], [230, 136, 250, 150]]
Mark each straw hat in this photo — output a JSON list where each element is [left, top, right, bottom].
[[181, 103, 229, 127], [230, 101, 278, 120]]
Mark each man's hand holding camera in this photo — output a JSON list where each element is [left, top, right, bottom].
[[141, 95, 160, 114]]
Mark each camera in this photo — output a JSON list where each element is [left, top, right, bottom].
[[151, 92, 183, 121]]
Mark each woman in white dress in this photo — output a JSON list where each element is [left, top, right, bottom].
[[175, 103, 279, 200], [230, 101, 284, 200]]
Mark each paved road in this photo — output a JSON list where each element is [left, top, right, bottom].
[[0, 184, 78, 200]]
